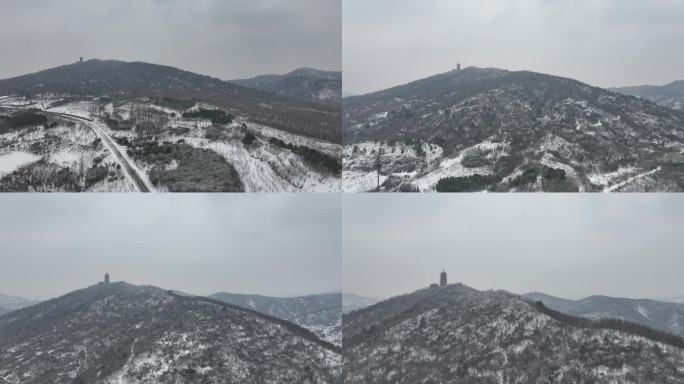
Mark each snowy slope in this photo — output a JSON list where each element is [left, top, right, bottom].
[[344, 284, 684, 383], [343, 67, 684, 192], [0, 283, 341, 384]]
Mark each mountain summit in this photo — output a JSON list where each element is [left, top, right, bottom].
[[343, 283, 684, 383], [0, 282, 340, 383], [343, 67, 684, 192]]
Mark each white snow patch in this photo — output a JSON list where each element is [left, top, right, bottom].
[[0, 152, 41, 176]]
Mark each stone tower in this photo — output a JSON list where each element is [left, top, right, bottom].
[[104, 273, 110, 284], [457, 63, 461, 71], [80, 56, 84, 63], [440, 270, 447, 287]]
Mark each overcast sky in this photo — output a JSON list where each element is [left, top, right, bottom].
[[0, 0, 341, 80], [0, 195, 340, 299], [344, 0, 684, 95], [344, 195, 684, 302]]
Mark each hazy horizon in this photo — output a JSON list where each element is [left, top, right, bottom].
[[0, 195, 341, 299], [343, 195, 684, 301], [344, 0, 684, 95], [0, 0, 341, 81]]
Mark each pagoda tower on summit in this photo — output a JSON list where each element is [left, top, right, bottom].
[[104, 273, 110, 284], [440, 270, 447, 287]]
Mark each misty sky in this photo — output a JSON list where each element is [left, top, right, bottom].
[[0, 195, 340, 299], [344, 0, 684, 95], [343, 195, 684, 301], [0, 0, 341, 80]]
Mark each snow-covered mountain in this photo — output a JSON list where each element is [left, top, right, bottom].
[[0, 59, 340, 142], [343, 67, 684, 192], [0, 64, 341, 192], [612, 80, 684, 111], [0, 282, 341, 383], [344, 283, 684, 383], [524, 292, 684, 337], [342, 292, 378, 313], [210, 292, 341, 346], [232, 68, 342, 106]]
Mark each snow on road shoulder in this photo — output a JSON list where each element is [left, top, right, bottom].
[[90, 119, 156, 192]]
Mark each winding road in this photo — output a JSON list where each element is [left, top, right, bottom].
[[0, 105, 153, 192]]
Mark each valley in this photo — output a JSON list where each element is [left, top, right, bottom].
[[210, 292, 342, 346]]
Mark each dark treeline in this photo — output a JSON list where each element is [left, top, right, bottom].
[[269, 137, 341, 175], [182, 109, 233, 125], [435, 174, 498, 192], [530, 300, 684, 349], [0, 111, 48, 133]]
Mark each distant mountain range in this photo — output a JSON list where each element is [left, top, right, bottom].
[[0, 59, 340, 142], [524, 292, 684, 337], [231, 67, 341, 106], [612, 80, 684, 111], [344, 283, 684, 383], [343, 67, 684, 192], [0, 282, 340, 383], [210, 291, 341, 345], [342, 292, 378, 313], [0, 293, 43, 313]]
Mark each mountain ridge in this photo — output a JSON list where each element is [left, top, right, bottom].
[[0, 59, 340, 142], [231, 67, 341, 106], [524, 291, 684, 337], [209, 291, 342, 345], [343, 283, 684, 383], [612, 79, 684, 110]]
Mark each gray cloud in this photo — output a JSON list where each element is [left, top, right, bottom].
[[0, 194, 341, 299], [343, 195, 684, 301], [343, 0, 684, 94], [0, 0, 341, 80]]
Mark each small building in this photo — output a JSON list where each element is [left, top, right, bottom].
[[429, 283, 439, 289], [104, 273, 110, 284], [440, 270, 447, 287]]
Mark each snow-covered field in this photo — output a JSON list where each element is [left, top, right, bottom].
[[0, 118, 135, 191], [0, 151, 41, 177], [100, 100, 341, 192], [343, 139, 507, 192]]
